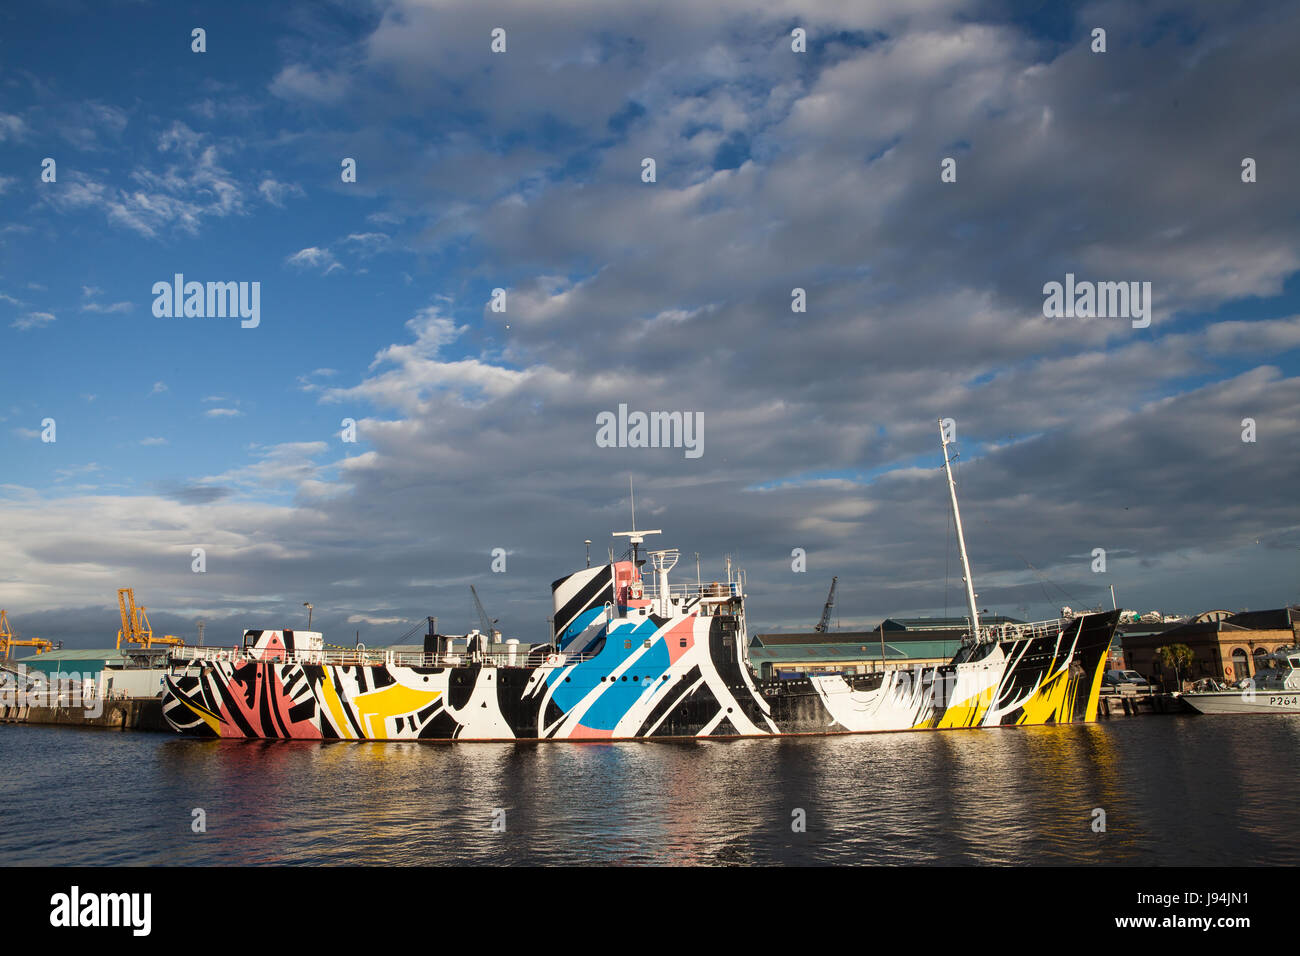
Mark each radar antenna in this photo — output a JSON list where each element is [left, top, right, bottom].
[[612, 477, 660, 565]]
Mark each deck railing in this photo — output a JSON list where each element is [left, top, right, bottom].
[[169, 645, 594, 670], [978, 617, 1069, 643], [639, 581, 741, 603]]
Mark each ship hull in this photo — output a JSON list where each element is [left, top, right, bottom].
[[163, 610, 1120, 741]]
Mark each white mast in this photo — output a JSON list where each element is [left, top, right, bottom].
[[612, 477, 660, 566], [939, 419, 981, 642]]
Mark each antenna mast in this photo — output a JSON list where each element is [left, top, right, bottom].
[[612, 477, 660, 565], [939, 419, 981, 643]]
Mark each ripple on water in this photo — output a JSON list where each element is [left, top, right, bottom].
[[1, 717, 1297, 865]]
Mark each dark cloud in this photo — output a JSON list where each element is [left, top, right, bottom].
[[4, 0, 1299, 648], [155, 483, 233, 505]]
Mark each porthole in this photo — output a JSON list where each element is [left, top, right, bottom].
[[621, 675, 627, 681], [633, 676, 639, 681]]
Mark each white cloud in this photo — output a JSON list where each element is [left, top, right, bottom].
[[81, 300, 133, 314], [54, 462, 103, 481], [12, 311, 55, 331], [269, 64, 350, 102], [343, 232, 390, 255], [204, 408, 243, 418], [258, 178, 305, 207], [41, 123, 247, 238], [285, 246, 342, 273], [0, 113, 26, 142]]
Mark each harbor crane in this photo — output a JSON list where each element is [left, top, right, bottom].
[[0, 610, 54, 663], [115, 588, 186, 650], [469, 585, 501, 642], [814, 576, 838, 633]]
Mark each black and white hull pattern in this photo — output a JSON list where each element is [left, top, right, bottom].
[[163, 421, 1118, 741], [162, 556, 1120, 741]]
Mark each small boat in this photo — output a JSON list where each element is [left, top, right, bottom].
[[1182, 647, 1300, 714]]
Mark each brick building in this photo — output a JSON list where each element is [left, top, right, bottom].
[[1121, 607, 1299, 689]]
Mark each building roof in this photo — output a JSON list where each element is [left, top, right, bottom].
[[1118, 621, 1180, 637], [14, 648, 130, 664], [753, 626, 985, 647], [882, 615, 1024, 631], [747, 639, 962, 664], [12, 647, 172, 669], [754, 630, 888, 646], [1122, 608, 1299, 647], [1225, 607, 1299, 630]]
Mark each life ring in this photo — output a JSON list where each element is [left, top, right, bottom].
[[630, 581, 643, 599], [217, 649, 229, 661]]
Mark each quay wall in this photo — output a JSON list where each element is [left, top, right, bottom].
[[0, 697, 168, 731]]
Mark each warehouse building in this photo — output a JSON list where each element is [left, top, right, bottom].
[[1122, 607, 1299, 689], [12, 647, 170, 698], [745, 616, 1019, 679]]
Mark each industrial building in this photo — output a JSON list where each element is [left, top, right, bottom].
[[11, 647, 170, 698], [746, 616, 1028, 679], [1122, 607, 1300, 689]]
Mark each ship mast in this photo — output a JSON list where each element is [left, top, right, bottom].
[[612, 477, 660, 566], [939, 419, 981, 643]]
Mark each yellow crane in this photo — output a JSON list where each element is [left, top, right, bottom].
[[0, 609, 54, 663], [115, 588, 186, 650]]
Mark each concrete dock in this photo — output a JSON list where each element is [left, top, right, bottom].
[[1096, 690, 1189, 717], [0, 697, 167, 731]]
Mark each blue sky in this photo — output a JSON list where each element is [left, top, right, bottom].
[[2, 0, 1299, 646]]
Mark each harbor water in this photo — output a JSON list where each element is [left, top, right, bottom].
[[1, 715, 1296, 866]]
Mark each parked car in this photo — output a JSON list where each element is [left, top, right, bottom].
[[1102, 669, 1149, 687]]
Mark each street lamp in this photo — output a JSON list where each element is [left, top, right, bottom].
[[303, 602, 313, 629]]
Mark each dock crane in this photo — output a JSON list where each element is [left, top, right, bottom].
[[814, 576, 838, 633], [467, 586, 502, 663], [469, 586, 501, 642], [115, 588, 186, 650], [0, 609, 54, 662]]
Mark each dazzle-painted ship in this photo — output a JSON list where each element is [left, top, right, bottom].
[[162, 422, 1121, 741]]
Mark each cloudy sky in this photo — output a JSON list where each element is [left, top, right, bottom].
[[2, 0, 1298, 650]]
